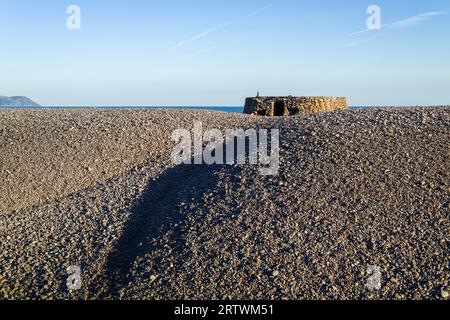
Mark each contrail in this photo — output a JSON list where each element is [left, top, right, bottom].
[[347, 11, 447, 36], [383, 11, 447, 29], [171, 1, 282, 51], [171, 23, 230, 51], [244, 1, 281, 19]]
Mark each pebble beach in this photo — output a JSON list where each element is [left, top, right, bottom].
[[0, 107, 448, 300]]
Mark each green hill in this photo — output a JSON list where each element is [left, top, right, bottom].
[[0, 96, 40, 107]]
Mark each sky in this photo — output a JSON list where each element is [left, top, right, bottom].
[[0, 0, 449, 106]]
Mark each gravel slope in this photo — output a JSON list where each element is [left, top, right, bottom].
[[0, 108, 448, 300]]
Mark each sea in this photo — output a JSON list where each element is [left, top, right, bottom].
[[0, 106, 369, 112]]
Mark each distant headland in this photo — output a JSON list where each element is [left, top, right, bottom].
[[0, 96, 40, 107]]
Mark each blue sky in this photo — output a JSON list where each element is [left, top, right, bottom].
[[0, 0, 449, 106]]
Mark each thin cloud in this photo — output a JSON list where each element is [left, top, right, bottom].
[[171, 23, 230, 51], [347, 11, 447, 36], [347, 28, 371, 37], [384, 11, 447, 29], [171, 1, 281, 51], [245, 1, 281, 19]]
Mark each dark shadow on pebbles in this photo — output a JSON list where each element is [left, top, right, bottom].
[[94, 133, 272, 298], [99, 162, 222, 298]]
